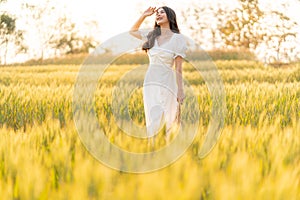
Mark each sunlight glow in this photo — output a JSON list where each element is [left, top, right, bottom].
[[1, 0, 300, 63]]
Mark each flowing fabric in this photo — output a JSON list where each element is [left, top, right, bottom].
[[140, 32, 187, 138]]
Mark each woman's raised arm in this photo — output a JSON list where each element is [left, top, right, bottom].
[[130, 7, 156, 40]]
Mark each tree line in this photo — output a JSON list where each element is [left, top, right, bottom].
[[0, 0, 299, 65], [182, 0, 299, 63], [0, 0, 99, 64]]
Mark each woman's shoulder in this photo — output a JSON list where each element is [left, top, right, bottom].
[[173, 33, 186, 41], [172, 33, 187, 44]]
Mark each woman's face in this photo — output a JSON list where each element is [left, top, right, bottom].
[[155, 8, 168, 25]]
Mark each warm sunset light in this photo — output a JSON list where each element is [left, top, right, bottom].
[[0, 1, 300, 199]]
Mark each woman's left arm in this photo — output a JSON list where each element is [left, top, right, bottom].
[[175, 56, 185, 104]]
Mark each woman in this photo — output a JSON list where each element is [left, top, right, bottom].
[[130, 6, 187, 142]]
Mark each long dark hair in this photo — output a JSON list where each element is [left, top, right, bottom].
[[142, 6, 180, 51]]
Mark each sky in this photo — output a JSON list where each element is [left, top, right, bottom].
[[59, 0, 196, 41], [1, 0, 300, 63], [66, 0, 300, 40]]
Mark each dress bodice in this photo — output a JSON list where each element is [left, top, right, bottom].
[[147, 33, 187, 68], [148, 35, 177, 67]]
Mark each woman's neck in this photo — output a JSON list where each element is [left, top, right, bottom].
[[159, 23, 172, 35], [160, 27, 173, 36]]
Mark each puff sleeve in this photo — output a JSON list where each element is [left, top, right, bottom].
[[173, 34, 187, 59]]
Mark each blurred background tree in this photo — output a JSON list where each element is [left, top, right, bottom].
[[181, 0, 299, 63], [0, 0, 27, 65], [49, 16, 98, 55], [21, 0, 99, 61]]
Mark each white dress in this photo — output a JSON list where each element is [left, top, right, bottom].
[[140, 32, 187, 138]]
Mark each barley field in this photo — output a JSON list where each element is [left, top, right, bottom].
[[0, 60, 299, 199]]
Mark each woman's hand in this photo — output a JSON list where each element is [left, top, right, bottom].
[[177, 89, 185, 104], [142, 6, 157, 17]]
